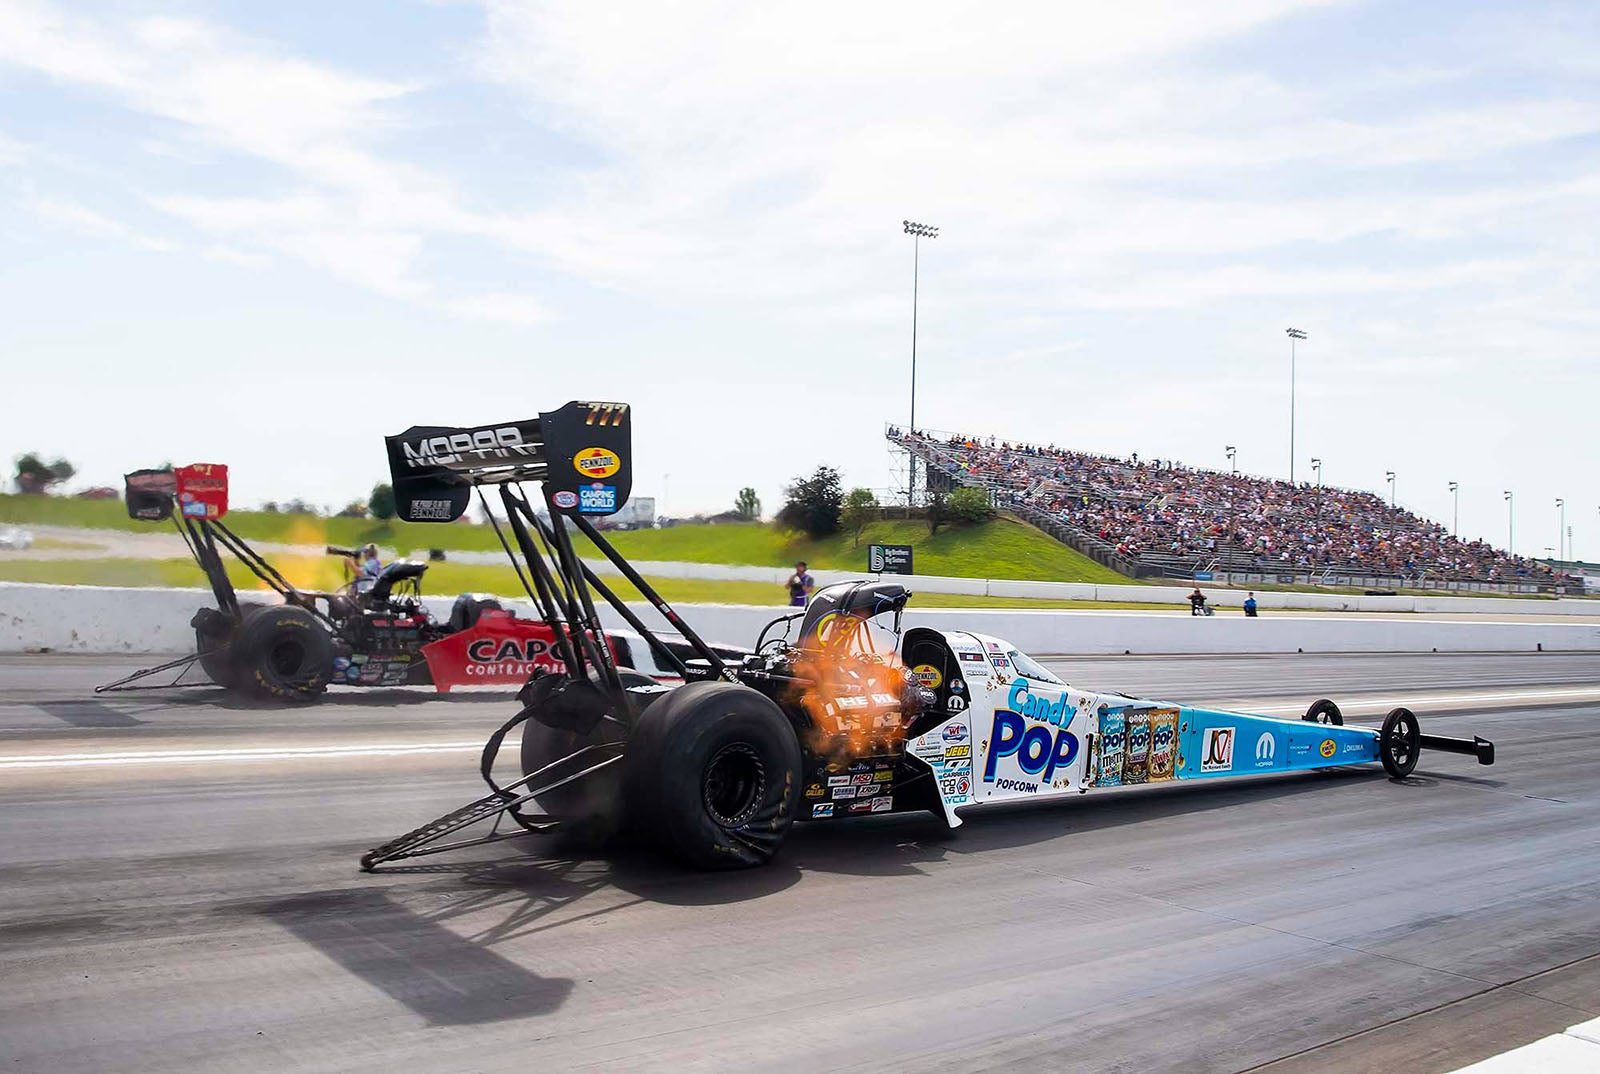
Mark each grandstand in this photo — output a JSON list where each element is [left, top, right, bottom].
[[890, 427, 1584, 595]]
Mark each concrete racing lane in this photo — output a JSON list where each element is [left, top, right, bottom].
[[1, 652, 1597, 1072]]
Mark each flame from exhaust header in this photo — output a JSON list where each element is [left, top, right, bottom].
[[786, 613, 916, 765]]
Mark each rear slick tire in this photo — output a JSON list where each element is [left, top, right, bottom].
[[624, 681, 802, 870], [234, 605, 334, 703], [193, 605, 269, 688], [519, 668, 657, 841]]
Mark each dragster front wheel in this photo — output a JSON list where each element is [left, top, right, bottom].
[[624, 681, 802, 870], [1304, 698, 1343, 725], [1379, 707, 1421, 778]]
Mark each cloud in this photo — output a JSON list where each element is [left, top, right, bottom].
[[443, 291, 549, 325], [28, 195, 176, 251]]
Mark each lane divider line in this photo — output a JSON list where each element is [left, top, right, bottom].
[[0, 742, 484, 769], [1235, 686, 1600, 715], [4, 685, 1596, 771]]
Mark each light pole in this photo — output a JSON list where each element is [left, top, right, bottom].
[[1504, 490, 1514, 554], [1225, 445, 1237, 474], [1556, 498, 1565, 562], [1448, 481, 1459, 536], [903, 219, 938, 506], [1310, 457, 1322, 488], [1286, 328, 1307, 484], [1385, 471, 1395, 507]]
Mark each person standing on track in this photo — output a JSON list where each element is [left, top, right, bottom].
[[1189, 586, 1207, 616], [1244, 592, 1259, 617], [785, 561, 815, 607]]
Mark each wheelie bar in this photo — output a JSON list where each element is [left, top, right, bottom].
[[1419, 733, 1495, 766]]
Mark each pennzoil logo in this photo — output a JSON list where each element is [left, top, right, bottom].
[[911, 664, 942, 688], [1319, 739, 1337, 758], [403, 427, 532, 468], [574, 447, 621, 479]]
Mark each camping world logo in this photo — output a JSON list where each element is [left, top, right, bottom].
[[1254, 732, 1275, 767]]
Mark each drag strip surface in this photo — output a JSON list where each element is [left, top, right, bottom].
[[1, 653, 1598, 1073]]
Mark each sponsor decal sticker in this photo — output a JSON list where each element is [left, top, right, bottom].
[[812, 802, 834, 818], [982, 683, 1080, 787], [402, 426, 531, 468], [827, 775, 849, 788], [805, 783, 824, 799], [1201, 726, 1236, 773], [911, 664, 943, 688], [958, 651, 986, 663], [942, 723, 969, 742], [832, 785, 858, 799], [551, 490, 578, 509], [578, 484, 617, 513], [870, 796, 893, 813], [852, 772, 874, 785], [1342, 742, 1366, 754], [1254, 732, 1276, 768], [947, 696, 967, 712], [944, 744, 971, 759], [411, 498, 455, 520], [872, 770, 895, 782], [849, 798, 875, 813], [1319, 739, 1337, 759], [574, 446, 621, 479]]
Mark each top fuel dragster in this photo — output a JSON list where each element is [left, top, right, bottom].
[[98, 464, 734, 701], [359, 400, 1495, 872]]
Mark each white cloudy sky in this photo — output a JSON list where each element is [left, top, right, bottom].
[[1, 0, 1596, 557]]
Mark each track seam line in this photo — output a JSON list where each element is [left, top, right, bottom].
[[1236, 950, 1600, 1071]]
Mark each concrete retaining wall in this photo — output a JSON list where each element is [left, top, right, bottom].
[[5, 582, 1598, 657], [464, 555, 1595, 617]]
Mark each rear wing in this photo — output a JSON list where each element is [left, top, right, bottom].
[[384, 400, 632, 522], [124, 468, 177, 520], [123, 465, 229, 521]]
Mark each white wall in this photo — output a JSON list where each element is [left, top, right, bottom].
[[5, 582, 1597, 657], [411, 552, 1598, 617]]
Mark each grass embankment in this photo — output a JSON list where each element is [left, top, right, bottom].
[[0, 494, 1126, 584], [0, 556, 1166, 610]]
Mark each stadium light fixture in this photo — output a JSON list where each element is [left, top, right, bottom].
[[1448, 481, 1459, 537], [903, 219, 939, 506], [1286, 328, 1307, 485], [1225, 445, 1237, 474], [1556, 498, 1565, 562], [1385, 470, 1395, 507], [1504, 490, 1514, 554], [1310, 457, 1322, 488]]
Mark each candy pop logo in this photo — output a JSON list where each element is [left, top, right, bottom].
[[983, 681, 1080, 787]]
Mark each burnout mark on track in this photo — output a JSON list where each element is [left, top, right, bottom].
[[33, 700, 145, 728]]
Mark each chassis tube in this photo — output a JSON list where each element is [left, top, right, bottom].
[[567, 512, 731, 680]]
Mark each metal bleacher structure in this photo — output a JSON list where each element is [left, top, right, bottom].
[[889, 427, 1582, 596]]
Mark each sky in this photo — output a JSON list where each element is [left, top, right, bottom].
[[1, 0, 1596, 559]]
